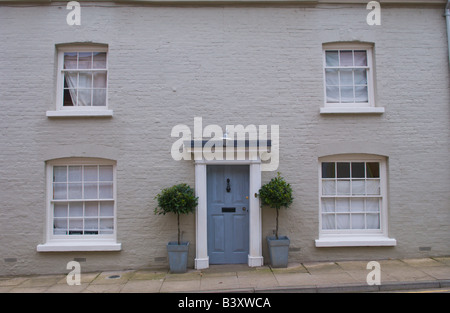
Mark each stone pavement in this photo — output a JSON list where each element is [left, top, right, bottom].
[[1, 257, 449, 293]]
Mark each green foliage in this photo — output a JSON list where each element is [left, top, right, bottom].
[[258, 172, 293, 210], [154, 183, 198, 216], [154, 183, 198, 244], [258, 172, 293, 239]]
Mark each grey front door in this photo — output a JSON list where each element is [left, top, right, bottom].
[[207, 165, 249, 264]]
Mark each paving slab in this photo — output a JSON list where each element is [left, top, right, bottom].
[[415, 266, 450, 280], [160, 278, 201, 293], [0, 276, 29, 287], [18, 275, 66, 288], [434, 256, 450, 266], [45, 283, 88, 293], [83, 283, 126, 293], [90, 270, 135, 285], [401, 258, 444, 268], [121, 279, 163, 293], [302, 262, 345, 274], [272, 272, 316, 287], [9, 286, 50, 293], [200, 275, 239, 291], [130, 269, 168, 281], [310, 272, 358, 285], [1, 257, 449, 293], [270, 262, 308, 274]]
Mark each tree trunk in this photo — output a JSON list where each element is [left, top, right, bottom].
[[275, 207, 279, 240], [177, 213, 181, 245]]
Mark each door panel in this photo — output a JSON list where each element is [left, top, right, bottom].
[[207, 165, 249, 264]]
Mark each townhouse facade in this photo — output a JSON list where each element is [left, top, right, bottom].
[[0, 0, 449, 276]]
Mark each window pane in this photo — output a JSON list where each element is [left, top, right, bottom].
[[77, 89, 92, 106], [54, 219, 67, 235], [366, 198, 379, 212], [351, 198, 364, 212], [340, 86, 354, 103], [322, 198, 335, 212], [322, 214, 335, 230], [64, 52, 77, 69], [354, 69, 367, 85], [93, 52, 107, 69], [367, 180, 380, 195], [85, 202, 98, 216], [366, 214, 380, 229], [84, 183, 98, 199], [337, 214, 350, 229], [99, 182, 113, 199], [100, 201, 114, 216], [352, 180, 365, 195], [326, 86, 340, 103], [322, 162, 335, 178], [100, 218, 114, 234], [68, 166, 82, 182], [325, 69, 339, 86], [352, 214, 365, 229], [99, 165, 113, 181], [92, 89, 106, 106], [366, 163, 380, 178], [355, 86, 368, 103], [93, 72, 107, 88], [63, 88, 76, 106], [337, 163, 350, 178], [53, 183, 67, 200], [337, 180, 350, 195], [64, 72, 78, 89], [336, 198, 350, 212], [339, 50, 353, 66], [54, 203, 68, 217], [351, 163, 365, 178], [78, 52, 92, 69], [69, 202, 83, 217], [53, 166, 67, 182], [78, 72, 92, 89], [68, 183, 82, 199], [84, 218, 98, 233], [339, 69, 353, 86], [84, 166, 98, 181], [322, 180, 336, 195], [325, 50, 339, 66], [69, 219, 83, 234], [354, 50, 367, 66]]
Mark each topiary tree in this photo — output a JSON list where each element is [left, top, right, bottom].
[[154, 183, 198, 245], [258, 172, 293, 239]]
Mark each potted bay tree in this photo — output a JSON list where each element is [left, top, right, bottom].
[[154, 183, 198, 273], [259, 172, 293, 268]]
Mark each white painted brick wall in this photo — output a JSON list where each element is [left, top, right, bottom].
[[0, 3, 448, 275]]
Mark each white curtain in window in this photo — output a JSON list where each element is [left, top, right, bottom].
[[64, 52, 107, 106]]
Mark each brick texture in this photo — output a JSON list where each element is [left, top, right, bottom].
[[0, 3, 449, 275]]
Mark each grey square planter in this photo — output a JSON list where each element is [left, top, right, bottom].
[[167, 241, 189, 273], [266, 236, 290, 268]]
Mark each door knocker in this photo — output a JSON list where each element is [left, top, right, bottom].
[[226, 178, 231, 193]]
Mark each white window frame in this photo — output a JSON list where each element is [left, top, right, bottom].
[[46, 45, 113, 117], [37, 158, 121, 252], [321, 43, 384, 114], [315, 154, 396, 247]]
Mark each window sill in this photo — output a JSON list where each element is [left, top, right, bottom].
[[320, 107, 385, 114], [315, 236, 396, 247], [37, 241, 121, 252], [46, 110, 113, 117]]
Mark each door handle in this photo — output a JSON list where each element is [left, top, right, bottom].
[[242, 207, 246, 211]]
